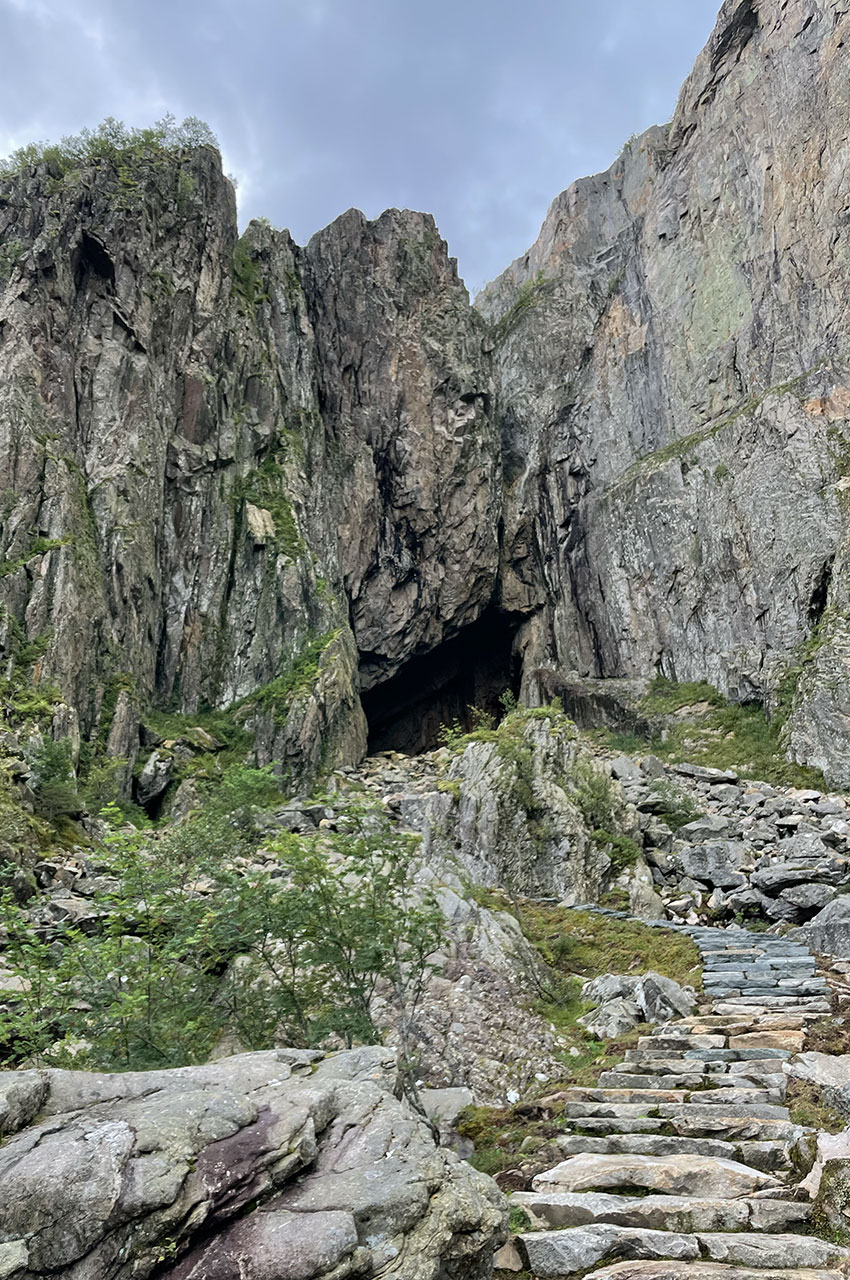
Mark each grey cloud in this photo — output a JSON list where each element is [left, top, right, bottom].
[[0, 0, 720, 289]]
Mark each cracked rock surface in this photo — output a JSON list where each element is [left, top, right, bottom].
[[0, 1046, 506, 1280]]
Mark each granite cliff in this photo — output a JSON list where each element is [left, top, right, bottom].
[[3, 0, 850, 799]]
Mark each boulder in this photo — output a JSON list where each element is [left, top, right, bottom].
[[635, 972, 696, 1023], [801, 1128, 850, 1198], [629, 856, 666, 921], [677, 842, 749, 889], [676, 816, 732, 842], [0, 1048, 506, 1279], [580, 973, 695, 1032], [579, 997, 643, 1039], [813, 1157, 850, 1237], [787, 1052, 850, 1117], [134, 750, 174, 809], [778, 882, 837, 915], [752, 862, 843, 894], [797, 895, 850, 955]]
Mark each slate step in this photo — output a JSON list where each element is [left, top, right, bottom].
[[565, 1114, 805, 1142], [509, 1190, 811, 1233], [517, 1227, 850, 1279], [561, 1101, 790, 1121], [587, 1261, 841, 1280], [553, 1133, 796, 1173], [531, 1152, 781, 1198], [594, 1077, 784, 1104]]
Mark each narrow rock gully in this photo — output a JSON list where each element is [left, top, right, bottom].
[[506, 924, 841, 1280]]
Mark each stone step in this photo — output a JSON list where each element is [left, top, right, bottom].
[[697, 1235, 850, 1269], [715, 999, 829, 1013], [518, 1224, 699, 1277], [597, 1072, 716, 1090], [564, 1114, 806, 1143], [510, 1190, 811, 1233], [667, 1016, 806, 1029], [516, 1227, 850, 1279], [709, 1005, 825, 1019], [586, 1261, 840, 1280], [561, 1087, 688, 1105], [554, 1133, 795, 1173], [596, 1075, 784, 1102], [531, 1152, 782, 1198], [642, 1036, 728, 1050], [588, 1254, 844, 1280], [692, 1088, 784, 1107], [561, 1101, 789, 1121], [620, 1056, 731, 1074], [729, 1032, 805, 1052], [677, 1049, 791, 1062]]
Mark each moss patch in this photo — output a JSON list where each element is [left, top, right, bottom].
[[787, 1078, 846, 1134], [591, 676, 826, 789]]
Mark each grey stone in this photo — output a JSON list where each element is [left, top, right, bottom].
[[678, 841, 749, 889], [798, 895, 850, 955], [520, 1224, 699, 1276], [578, 997, 643, 1039], [0, 1049, 506, 1279]]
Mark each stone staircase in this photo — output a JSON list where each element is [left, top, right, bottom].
[[506, 926, 843, 1280]]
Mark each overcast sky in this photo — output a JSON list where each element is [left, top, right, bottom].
[[1, 0, 720, 291]]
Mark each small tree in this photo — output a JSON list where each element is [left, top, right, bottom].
[[30, 738, 79, 822], [0, 789, 443, 1088]]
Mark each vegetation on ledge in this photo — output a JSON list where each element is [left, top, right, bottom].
[[593, 674, 827, 790], [0, 115, 218, 182]]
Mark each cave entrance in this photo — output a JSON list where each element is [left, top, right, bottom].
[[360, 608, 523, 755]]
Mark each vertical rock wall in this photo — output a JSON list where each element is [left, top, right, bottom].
[[480, 0, 850, 779]]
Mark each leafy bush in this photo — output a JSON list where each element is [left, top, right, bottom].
[[30, 738, 79, 822], [570, 758, 617, 831], [645, 779, 702, 830], [0, 793, 442, 1080], [0, 114, 218, 180]]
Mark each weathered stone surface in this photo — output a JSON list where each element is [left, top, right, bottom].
[[413, 712, 627, 901], [677, 843, 749, 890], [531, 1152, 779, 1198], [578, 997, 643, 1040], [519, 1224, 699, 1276], [0, 147, 498, 792], [0, 1048, 506, 1279], [797, 897, 850, 956], [589, 1264, 844, 1280], [478, 0, 850, 783]]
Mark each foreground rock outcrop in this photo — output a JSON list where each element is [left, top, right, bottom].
[[0, 1046, 506, 1279]]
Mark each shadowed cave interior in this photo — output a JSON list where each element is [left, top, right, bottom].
[[360, 608, 523, 755]]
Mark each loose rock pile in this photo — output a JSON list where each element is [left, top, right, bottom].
[[503, 924, 845, 1280], [612, 757, 850, 944]]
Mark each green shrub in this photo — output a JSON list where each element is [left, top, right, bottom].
[[570, 758, 617, 831], [30, 738, 79, 822], [645, 779, 702, 830], [0, 796, 441, 1079], [0, 115, 218, 180]]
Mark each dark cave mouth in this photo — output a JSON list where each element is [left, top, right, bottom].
[[360, 608, 523, 755]]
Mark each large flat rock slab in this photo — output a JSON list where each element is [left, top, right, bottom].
[[531, 1153, 781, 1198], [510, 1191, 811, 1233]]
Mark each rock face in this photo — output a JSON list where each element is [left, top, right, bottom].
[[0, 1046, 506, 1279], [0, 151, 497, 791], [479, 0, 850, 781], [6, 0, 850, 788]]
